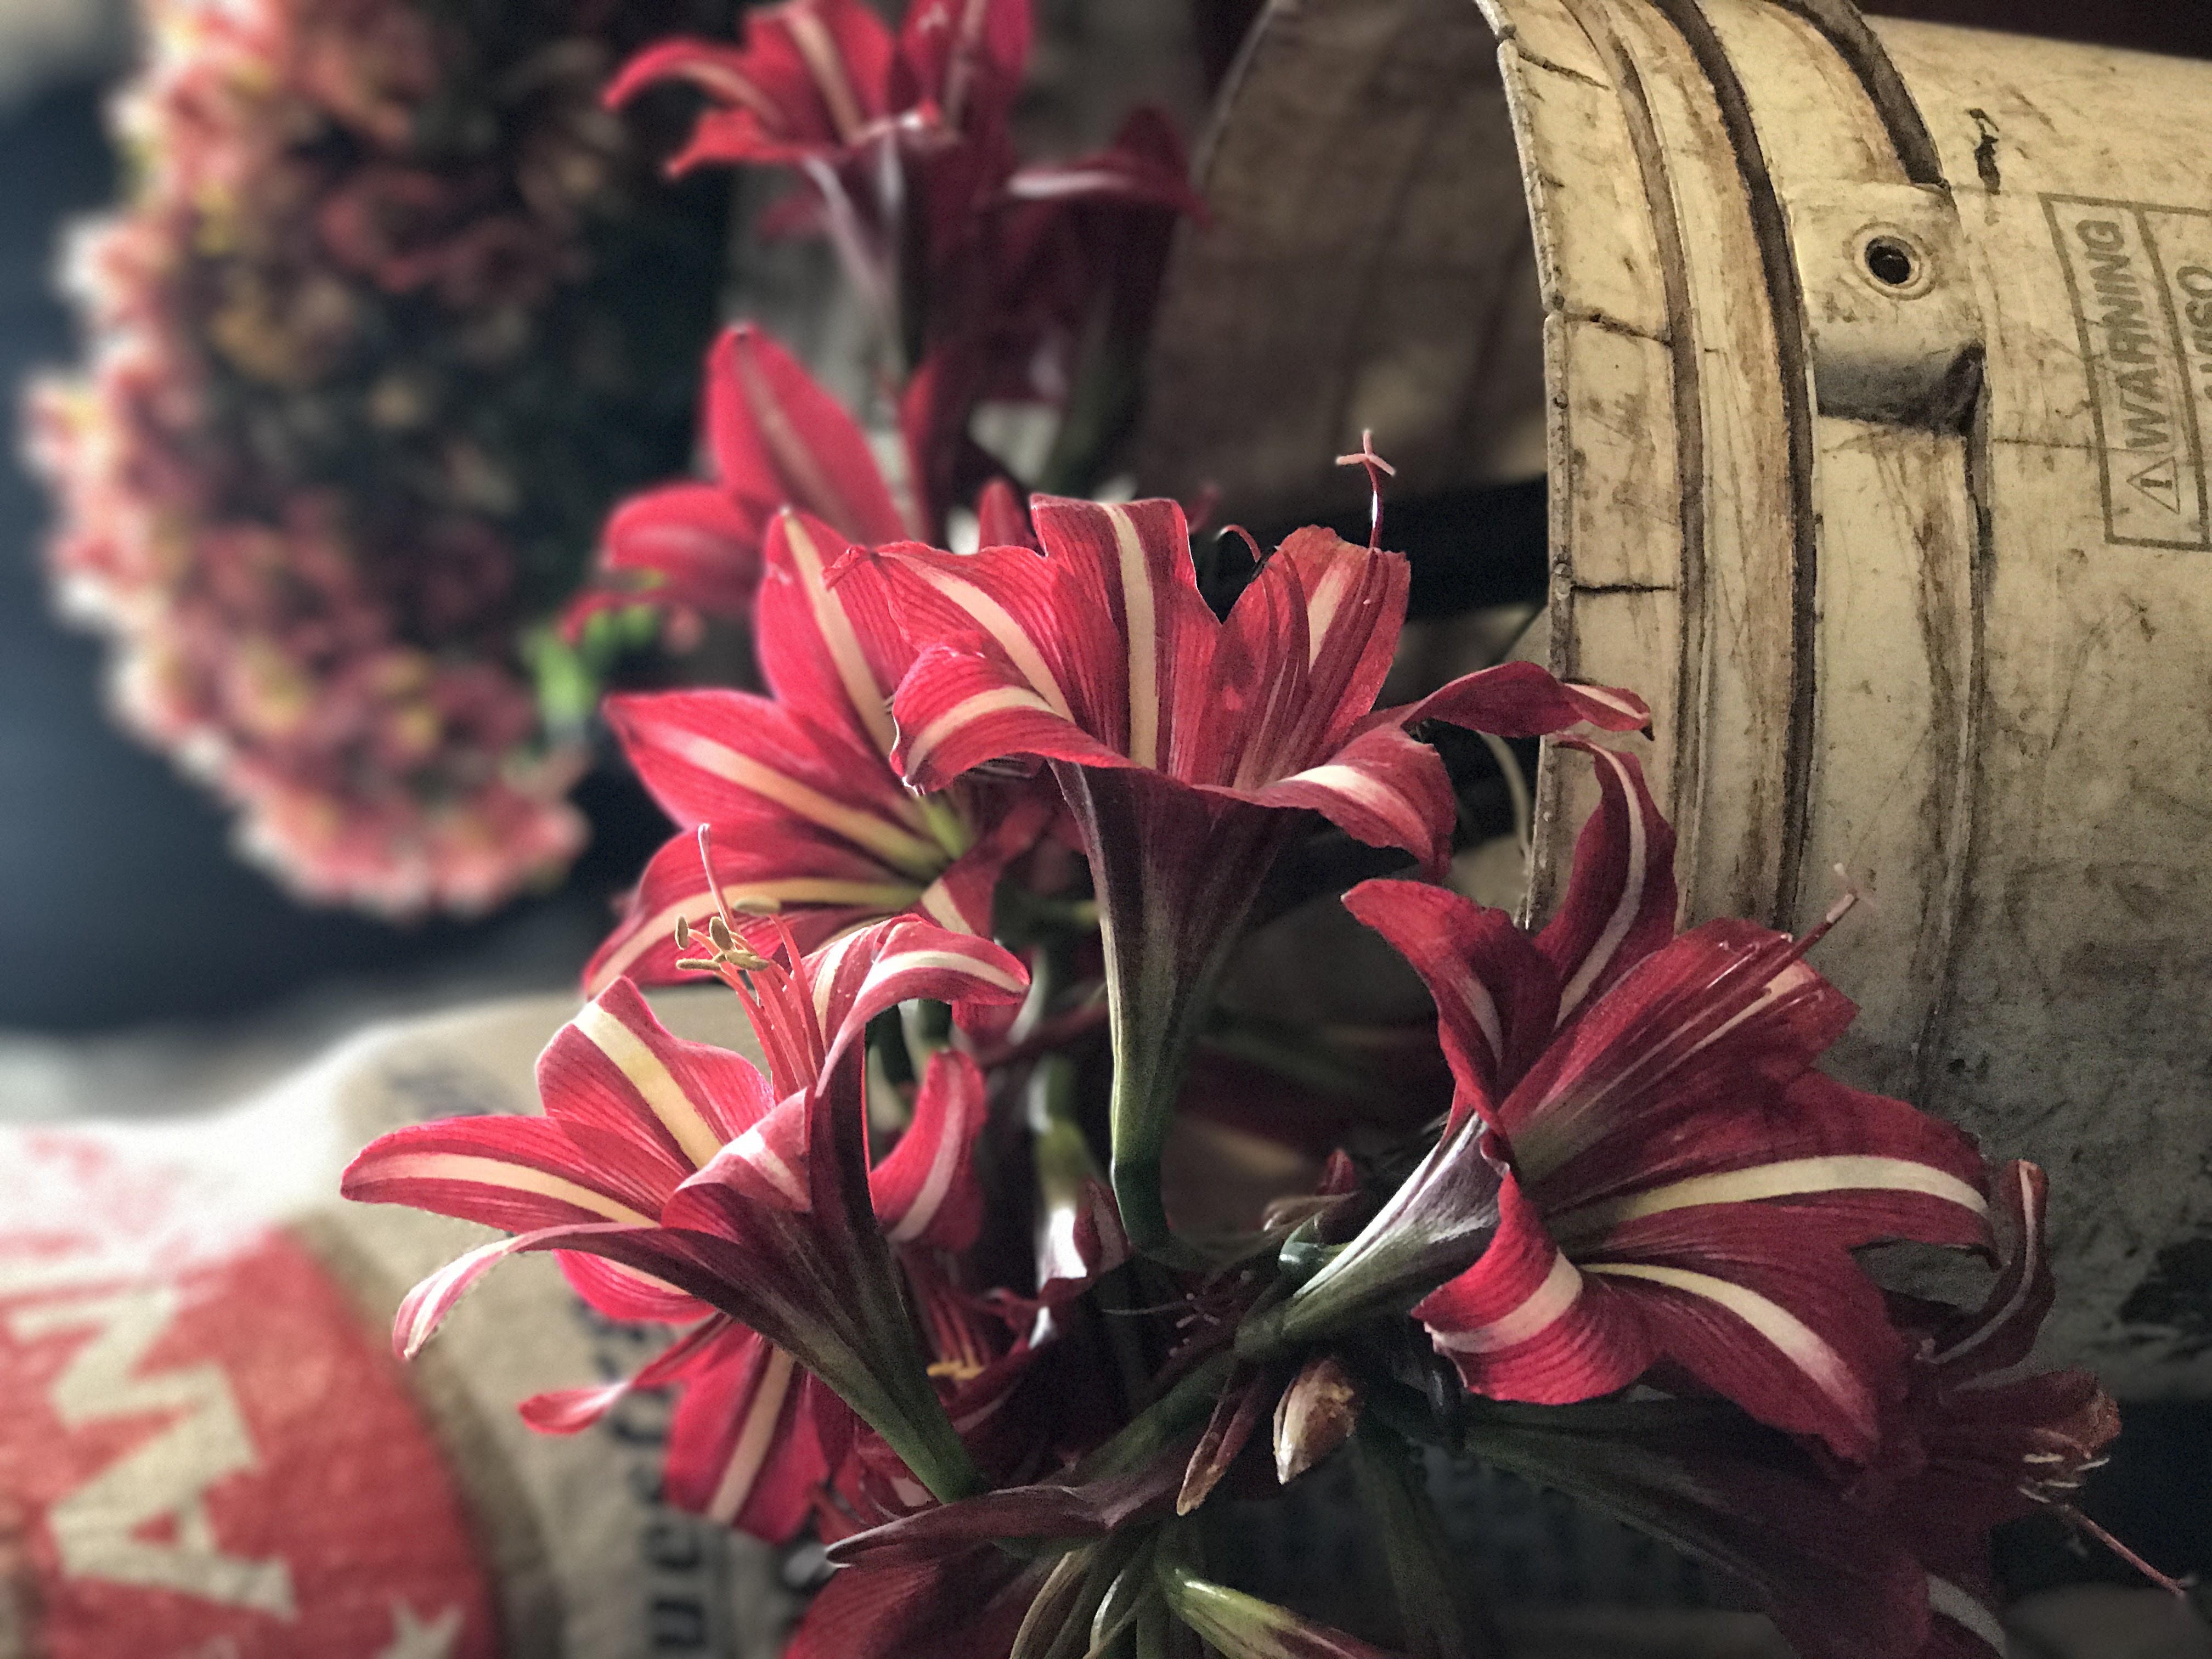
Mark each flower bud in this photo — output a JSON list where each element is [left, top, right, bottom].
[[1273, 1353, 1362, 1485]]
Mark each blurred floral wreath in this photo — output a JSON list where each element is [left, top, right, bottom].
[[26, 0, 737, 915]]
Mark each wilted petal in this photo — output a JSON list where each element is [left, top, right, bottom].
[[1178, 1363, 1271, 1515], [1272, 1353, 1362, 1485]]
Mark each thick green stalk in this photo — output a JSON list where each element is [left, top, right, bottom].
[[1057, 764, 1291, 1266]]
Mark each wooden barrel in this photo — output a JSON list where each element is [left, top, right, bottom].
[[1135, 0, 2212, 1395]]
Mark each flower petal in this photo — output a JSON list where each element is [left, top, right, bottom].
[[583, 831, 922, 996], [539, 978, 774, 1172], [390, 1221, 646, 1359], [597, 480, 765, 622], [707, 326, 909, 546], [1415, 1169, 1652, 1406], [891, 639, 1132, 790], [804, 914, 1030, 1073], [1535, 743, 1678, 1024], [518, 1311, 735, 1434], [1929, 1159, 2051, 1379], [896, 0, 1029, 132], [665, 1323, 832, 1539], [556, 1250, 704, 1323], [1245, 724, 1457, 875], [341, 1116, 661, 1235], [871, 1049, 991, 1250], [1498, 918, 1858, 1182], [607, 688, 946, 880], [1394, 659, 1650, 739], [1341, 878, 1559, 1122], [758, 506, 916, 758]]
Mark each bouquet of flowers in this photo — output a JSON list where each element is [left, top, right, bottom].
[[200, 0, 2151, 1650], [343, 421, 2159, 1652], [25, 0, 733, 914]]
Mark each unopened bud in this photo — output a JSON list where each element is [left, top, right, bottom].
[[1273, 1353, 1361, 1485]]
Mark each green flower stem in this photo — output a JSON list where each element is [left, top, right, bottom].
[[1058, 765, 1293, 1268], [1351, 1421, 1497, 1659]]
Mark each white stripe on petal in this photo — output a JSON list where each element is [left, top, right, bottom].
[[1925, 1574, 2008, 1654], [865, 947, 1028, 1002], [902, 685, 1061, 779], [785, 513, 897, 754], [368, 1151, 656, 1226], [1550, 1156, 1988, 1246], [1302, 553, 1358, 668], [885, 1095, 969, 1245], [1108, 505, 1160, 769], [1448, 963, 1505, 1074], [1430, 1251, 1583, 1354], [670, 733, 942, 876], [1555, 748, 1647, 1022], [1933, 1161, 2039, 1367], [728, 1122, 810, 1207], [576, 997, 727, 1170], [1284, 763, 1432, 849], [917, 881, 969, 932], [707, 1347, 798, 1522], [908, 565, 1074, 720], [1584, 1261, 1868, 1427]]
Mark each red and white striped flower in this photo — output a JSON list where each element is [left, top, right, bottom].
[[1870, 1160, 2125, 1656], [583, 503, 1054, 997], [1314, 744, 1991, 1462], [343, 912, 1030, 1525], [561, 324, 918, 644], [863, 494, 1646, 1259]]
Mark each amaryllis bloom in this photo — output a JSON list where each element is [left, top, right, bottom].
[[342, 913, 1030, 1509], [583, 505, 1054, 995], [606, 0, 1202, 513], [866, 495, 1648, 1259], [1870, 1160, 2124, 1656], [1295, 745, 1990, 1462], [562, 323, 917, 642]]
